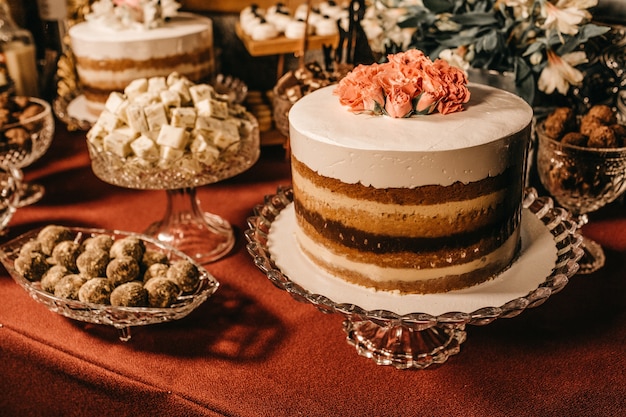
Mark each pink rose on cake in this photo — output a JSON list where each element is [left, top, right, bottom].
[[334, 49, 470, 118]]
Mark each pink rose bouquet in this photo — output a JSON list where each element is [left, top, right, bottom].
[[334, 49, 470, 118]]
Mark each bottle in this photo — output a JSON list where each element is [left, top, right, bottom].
[[36, 0, 68, 100], [0, 0, 39, 97]]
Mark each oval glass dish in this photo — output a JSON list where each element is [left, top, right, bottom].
[[0, 227, 220, 341]]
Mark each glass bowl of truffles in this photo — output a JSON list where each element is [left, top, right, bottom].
[[536, 104, 626, 274], [0, 225, 220, 341], [0, 95, 55, 206]]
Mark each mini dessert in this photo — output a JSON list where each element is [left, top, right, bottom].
[[54, 274, 88, 300], [289, 50, 533, 294], [166, 259, 200, 293], [144, 277, 180, 308], [50, 240, 81, 272], [142, 250, 169, 270], [315, 15, 338, 36], [18, 239, 42, 256], [284, 19, 307, 39], [110, 281, 148, 307], [78, 277, 113, 305], [106, 256, 141, 286], [143, 263, 170, 283], [82, 234, 114, 253], [36, 225, 73, 256], [76, 249, 109, 277], [251, 19, 279, 41], [40, 265, 70, 293], [109, 236, 145, 260], [69, 1, 214, 116], [14, 251, 48, 282]]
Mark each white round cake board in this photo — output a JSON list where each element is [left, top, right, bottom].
[[268, 204, 557, 317], [67, 95, 99, 124]]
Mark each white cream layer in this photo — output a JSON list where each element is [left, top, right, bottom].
[[295, 224, 519, 282], [289, 84, 532, 188], [69, 13, 213, 61]]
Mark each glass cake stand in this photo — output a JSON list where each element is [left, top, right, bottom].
[[88, 113, 260, 264], [245, 187, 584, 369]]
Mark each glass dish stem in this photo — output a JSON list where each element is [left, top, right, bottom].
[[11, 166, 44, 207], [144, 187, 235, 264]]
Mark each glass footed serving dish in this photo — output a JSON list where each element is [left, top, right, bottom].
[[535, 120, 626, 274], [0, 97, 55, 206], [245, 186, 584, 369], [0, 226, 220, 341], [88, 112, 260, 263]]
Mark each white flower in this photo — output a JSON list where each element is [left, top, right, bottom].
[[538, 50, 587, 95], [497, 0, 534, 20], [541, 0, 596, 36], [439, 48, 470, 71]]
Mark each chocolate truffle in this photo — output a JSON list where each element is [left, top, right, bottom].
[[144, 277, 180, 307], [54, 274, 88, 300], [19, 239, 42, 256], [166, 259, 200, 293], [14, 251, 49, 281], [41, 264, 70, 293], [36, 225, 73, 255], [110, 281, 148, 307], [141, 249, 169, 269], [82, 234, 114, 253], [50, 240, 81, 272], [143, 262, 169, 283], [78, 277, 113, 304], [110, 236, 145, 260], [106, 256, 140, 286], [76, 249, 109, 277]]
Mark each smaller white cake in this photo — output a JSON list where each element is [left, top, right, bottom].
[[70, 2, 214, 116]]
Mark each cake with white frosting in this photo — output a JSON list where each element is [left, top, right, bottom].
[[288, 50, 533, 294], [69, 1, 214, 116]]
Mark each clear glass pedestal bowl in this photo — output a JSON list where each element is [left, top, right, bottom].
[[0, 97, 55, 207], [0, 226, 220, 341], [246, 186, 583, 369], [536, 121, 626, 274], [88, 113, 260, 264]]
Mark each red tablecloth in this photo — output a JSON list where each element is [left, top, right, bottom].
[[1, 123, 626, 417]]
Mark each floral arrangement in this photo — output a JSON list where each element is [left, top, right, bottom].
[[362, 0, 610, 105], [334, 49, 470, 117], [86, 0, 181, 30]]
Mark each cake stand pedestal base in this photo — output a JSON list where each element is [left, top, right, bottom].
[[144, 187, 235, 264], [343, 320, 466, 369]]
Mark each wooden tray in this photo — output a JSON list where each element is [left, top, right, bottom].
[[235, 23, 338, 57]]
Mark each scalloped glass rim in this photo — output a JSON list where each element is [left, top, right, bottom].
[[245, 186, 584, 329], [0, 227, 220, 328]]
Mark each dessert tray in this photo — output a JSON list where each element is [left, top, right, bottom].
[[245, 187, 584, 369], [0, 227, 220, 342]]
